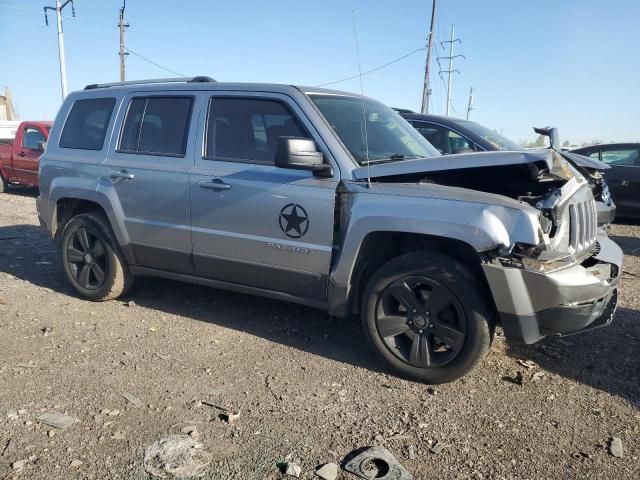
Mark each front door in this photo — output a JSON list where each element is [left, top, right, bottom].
[[14, 125, 47, 186], [102, 92, 201, 274], [599, 147, 640, 216], [189, 93, 339, 298]]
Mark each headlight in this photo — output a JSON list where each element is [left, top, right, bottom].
[[538, 212, 553, 235], [499, 242, 574, 273]]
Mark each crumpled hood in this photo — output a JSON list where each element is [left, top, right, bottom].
[[352, 149, 558, 180], [560, 150, 609, 171]]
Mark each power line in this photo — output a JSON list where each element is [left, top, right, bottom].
[[124, 47, 188, 77], [3, 16, 47, 27], [0, 3, 44, 14], [315, 46, 425, 87]]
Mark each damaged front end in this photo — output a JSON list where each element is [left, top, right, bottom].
[[352, 148, 622, 344]]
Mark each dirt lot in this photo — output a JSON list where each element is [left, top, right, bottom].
[[0, 189, 638, 480]]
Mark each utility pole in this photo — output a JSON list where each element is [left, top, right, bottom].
[[44, 0, 75, 100], [420, 0, 437, 114], [118, 1, 129, 82], [466, 86, 474, 119], [438, 24, 464, 116]]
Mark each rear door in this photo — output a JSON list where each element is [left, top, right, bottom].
[[598, 146, 640, 216], [189, 92, 339, 298], [102, 92, 201, 274], [14, 125, 46, 185]]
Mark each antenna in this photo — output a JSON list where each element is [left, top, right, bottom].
[[351, 10, 371, 188]]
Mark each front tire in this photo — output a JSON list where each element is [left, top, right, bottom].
[[361, 252, 494, 384], [60, 212, 133, 301]]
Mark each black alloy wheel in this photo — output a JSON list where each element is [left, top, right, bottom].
[[66, 227, 109, 290], [375, 276, 466, 368], [362, 252, 494, 384]]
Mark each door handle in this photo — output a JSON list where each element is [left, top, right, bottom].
[[198, 179, 231, 191], [17, 151, 26, 157], [110, 170, 135, 180], [621, 180, 629, 187]]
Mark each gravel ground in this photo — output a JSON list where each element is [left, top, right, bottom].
[[0, 189, 638, 480]]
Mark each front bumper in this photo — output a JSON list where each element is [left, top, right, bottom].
[[483, 230, 622, 344]]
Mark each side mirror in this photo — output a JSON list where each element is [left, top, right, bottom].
[[275, 137, 333, 177], [37, 141, 46, 151]]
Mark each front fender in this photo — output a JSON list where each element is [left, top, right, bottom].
[[331, 193, 539, 287]]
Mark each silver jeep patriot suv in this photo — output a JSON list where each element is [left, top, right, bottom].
[[37, 77, 622, 383]]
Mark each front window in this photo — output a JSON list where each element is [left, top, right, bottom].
[[600, 148, 640, 167], [22, 127, 46, 149], [309, 94, 439, 164], [412, 122, 476, 154], [456, 120, 521, 151]]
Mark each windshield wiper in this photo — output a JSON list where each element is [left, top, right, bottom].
[[389, 153, 405, 161]]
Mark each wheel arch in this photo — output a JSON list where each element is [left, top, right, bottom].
[[331, 231, 496, 318], [51, 187, 133, 264]]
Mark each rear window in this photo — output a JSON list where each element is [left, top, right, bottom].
[[59, 98, 116, 150], [118, 96, 193, 157]]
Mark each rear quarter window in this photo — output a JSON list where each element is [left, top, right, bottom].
[[59, 98, 116, 150]]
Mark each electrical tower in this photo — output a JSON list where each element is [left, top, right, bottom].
[[43, 0, 75, 100], [118, 1, 130, 81], [438, 24, 464, 116], [421, 0, 437, 114]]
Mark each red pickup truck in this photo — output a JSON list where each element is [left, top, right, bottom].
[[0, 121, 52, 192]]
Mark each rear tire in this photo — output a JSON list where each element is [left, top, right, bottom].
[[60, 212, 134, 301], [361, 251, 494, 384], [0, 173, 8, 193]]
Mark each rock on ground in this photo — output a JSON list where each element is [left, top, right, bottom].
[[143, 435, 213, 479]]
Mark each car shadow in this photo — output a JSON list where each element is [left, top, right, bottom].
[[505, 307, 640, 405], [0, 224, 385, 375], [1, 186, 39, 198], [1, 223, 638, 398]]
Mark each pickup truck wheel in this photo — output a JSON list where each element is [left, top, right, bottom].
[[362, 252, 494, 384], [60, 213, 133, 301], [0, 174, 7, 193]]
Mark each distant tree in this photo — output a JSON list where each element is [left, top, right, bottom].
[[521, 135, 547, 148], [562, 140, 570, 147]]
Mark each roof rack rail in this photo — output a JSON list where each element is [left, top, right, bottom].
[[84, 76, 216, 90]]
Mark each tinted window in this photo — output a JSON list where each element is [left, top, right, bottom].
[[448, 131, 475, 152], [206, 98, 308, 164], [600, 148, 640, 167], [22, 127, 45, 149], [60, 98, 116, 150], [413, 123, 449, 154], [412, 123, 475, 154], [118, 96, 193, 156]]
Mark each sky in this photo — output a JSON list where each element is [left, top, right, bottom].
[[1, 0, 639, 145]]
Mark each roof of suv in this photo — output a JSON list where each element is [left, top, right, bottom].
[[80, 77, 361, 98]]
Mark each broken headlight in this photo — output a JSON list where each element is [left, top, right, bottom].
[[548, 150, 574, 181], [499, 242, 574, 273]]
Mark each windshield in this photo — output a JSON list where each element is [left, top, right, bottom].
[[457, 120, 521, 151], [310, 94, 440, 164]]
